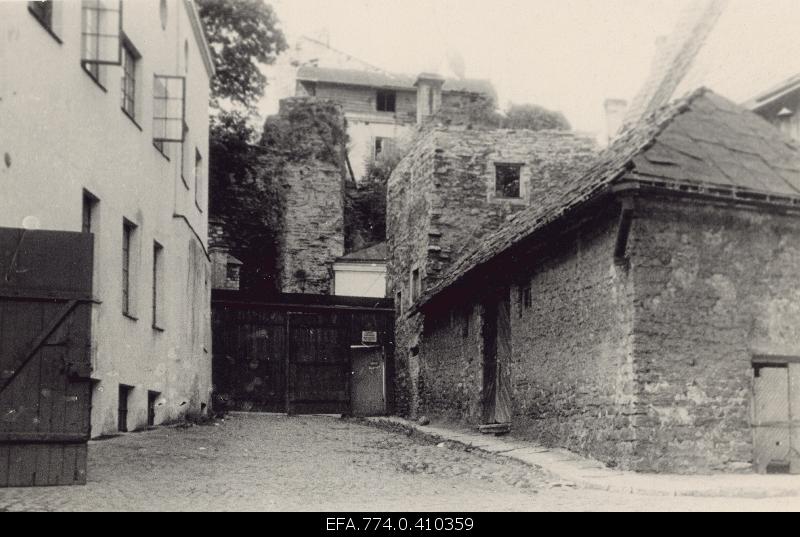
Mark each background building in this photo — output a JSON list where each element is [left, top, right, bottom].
[[0, 0, 214, 438]]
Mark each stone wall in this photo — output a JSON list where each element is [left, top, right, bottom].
[[413, 193, 800, 474], [387, 126, 597, 416], [209, 98, 348, 295], [626, 197, 800, 473], [418, 205, 635, 465]]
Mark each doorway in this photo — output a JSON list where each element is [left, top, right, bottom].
[[481, 288, 512, 426], [753, 358, 800, 474], [351, 346, 386, 416]]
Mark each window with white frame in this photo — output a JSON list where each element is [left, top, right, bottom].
[[122, 219, 137, 317]]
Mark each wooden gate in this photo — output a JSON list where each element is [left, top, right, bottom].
[[753, 357, 800, 474], [0, 228, 94, 487], [212, 291, 394, 415]]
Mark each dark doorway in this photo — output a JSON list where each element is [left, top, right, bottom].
[[147, 390, 160, 427], [481, 288, 512, 426], [118, 385, 132, 433]]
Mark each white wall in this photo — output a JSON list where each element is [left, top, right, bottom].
[[334, 263, 387, 298], [0, 0, 213, 436], [346, 118, 414, 181]]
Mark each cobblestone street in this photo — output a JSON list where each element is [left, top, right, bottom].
[[1, 413, 799, 512]]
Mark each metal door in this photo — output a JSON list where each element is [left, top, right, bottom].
[[351, 346, 385, 416], [0, 228, 94, 486], [753, 362, 800, 474]]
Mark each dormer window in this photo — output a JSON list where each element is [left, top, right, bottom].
[[376, 91, 396, 113]]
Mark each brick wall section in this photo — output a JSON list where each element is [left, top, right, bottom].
[[627, 197, 800, 473], [387, 127, 597, 415]]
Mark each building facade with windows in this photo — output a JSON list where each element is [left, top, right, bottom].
[[0, 0, 214, 437], [386, 124, 597, 416], [295, 66, 498, 181]]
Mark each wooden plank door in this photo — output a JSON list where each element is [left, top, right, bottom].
[[753, 361, 800, 474], [0, 228, 93, 487], [481, 289, 512, 425], [287, 312, 349, 415]]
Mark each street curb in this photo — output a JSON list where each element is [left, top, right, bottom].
[[364, 416, 800, 499]]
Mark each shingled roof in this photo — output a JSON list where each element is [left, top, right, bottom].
[[414, 88, 800, 311], [296, 65, 496, 99]]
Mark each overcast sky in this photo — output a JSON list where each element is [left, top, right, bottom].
[[266, 0, 800, 136]]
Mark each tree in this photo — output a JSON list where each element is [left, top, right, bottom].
[[197, 0, 288, 111], [502, 103, 571, 131]]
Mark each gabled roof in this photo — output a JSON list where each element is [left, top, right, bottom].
[[414, 89, 800, 311], [296, 65, 496, 99], [337, 242, 388, 263]]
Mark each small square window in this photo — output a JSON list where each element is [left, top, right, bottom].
[[518, 286, 532, 316], [495, 163, 522, 199], [376, 91, 396, 113]]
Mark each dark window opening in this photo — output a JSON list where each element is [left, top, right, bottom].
[[122, 219, 136, 316], [194, 149, 203, 209], [395, 291, 403, 316], [152, 241, 163, 329], [376, 90, 396, 113], [495, 163, 522, 199], [118, 384, 132, 432], [411, 268, 421, 302], [462, 309, 470, 338], [82, 190, 98, 233], [226, 263, 240, 281]]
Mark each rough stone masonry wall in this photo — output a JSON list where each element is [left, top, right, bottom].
[[417, 206, 635, 460], [274, 98, 348, 294], [425, 129, 597, 289], [419, 299, 485, 423], [627, 197, 800, 473], [509, 207, 636, 466], [387, 127, 596, 416], [386, 131, 438, 416]]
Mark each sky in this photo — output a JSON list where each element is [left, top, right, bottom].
[[264, 0, 800, 136]]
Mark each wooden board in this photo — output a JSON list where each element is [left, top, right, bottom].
[[0, 228, 93, 487]]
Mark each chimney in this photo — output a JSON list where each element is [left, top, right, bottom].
[[414, 73, 446, 124], [603, 98, 628, 144]]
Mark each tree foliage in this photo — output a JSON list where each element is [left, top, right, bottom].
[[502, 103, 571, 131], [197, 0, 288, 110]]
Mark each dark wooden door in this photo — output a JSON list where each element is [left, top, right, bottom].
[[481, 288, 512, 425], [287, 312, 349, 415], [351, 346, 385, 417], [0, 228, 94, 487]]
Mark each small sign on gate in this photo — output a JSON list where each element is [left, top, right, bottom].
[[361, 330, 378, 344]]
